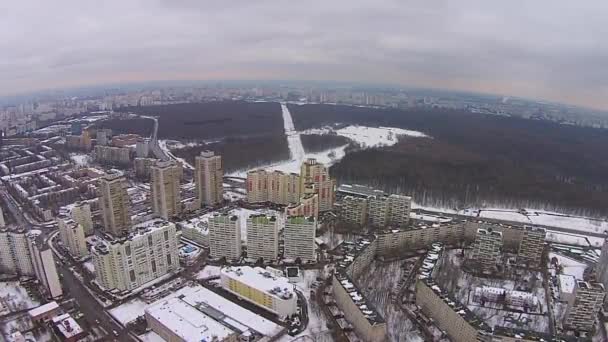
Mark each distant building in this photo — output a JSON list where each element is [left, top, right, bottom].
[[194, 151, 223, 206], [285, 193, 319, 219], [563, 281, 605, 331], [335, 196, 368, 225], [150, 160, 181, 220], [94, 145, 131, 165], [98, 174, 132, 237], [208, 214, 241, 260], [246, 215, 279, 262], [220, 266, 297, 317], [469, 228, 503, 272], [596, 239, 608, 302], [246, 169, 301, 205], [284, 216, 316, 262], [135, 138, 150, 158], [368, 193, 412, 227], [70, 202, 94, 236], [91, 219, 179, 292], [134, 157, 155, 180], [517, 226, 546, 268]]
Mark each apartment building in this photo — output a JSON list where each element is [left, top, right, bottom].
[[134, 158, 155, 180], [70, 202, 94, 236], [195, 151, 223, 206], [368, 194, 412, 227], [208, 214, 241, 260], [246, 215, 279, 262], [336, 196, 368, 225], [220, 266, 297, 318], [469, 228, 503, 272], [597, 239, 608, 301], [91, 219, 179, 292], [517, 226, 546, 268], [98, 174, 132, 237], [150, 160, 182, 220], [135, 138, 150, 158], [57, 214, 88, 259], [246, 169, 300, 205], [0, 229, 62, 299], [0, 206, 5, 227], [299, 158, 335, 212], [563, 281, 605, 331], [94, 145, 131, 165], [285, 193, 319, 219], [284, 216, 316, 262]]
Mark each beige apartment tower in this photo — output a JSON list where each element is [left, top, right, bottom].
[[71, 202, 94, 236], [195, 151, 223, 206], [57, 215, 88, 259], [246, 169, 301, 205], [300, 158, 335, 212], [208, 214, 242, 260], [98, 174, 132, 236], [151, 160, 182, 220], [517, 226, 546, 268]]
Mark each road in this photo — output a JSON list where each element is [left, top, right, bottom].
[[57, 262, 134, 341]]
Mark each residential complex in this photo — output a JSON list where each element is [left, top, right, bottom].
[[194, 150, 223, 206], [283, 216, 316, 262], [220, 266, 297, 317], [94, 145, 131, 165], [246, 169, 301, 205], [208, 214, 241, 260], [299, 158, 335, 212], [98, 173, 132, 236], [246, 215, 279, 262], [285, 193, 319, 219], [335, 196, 368, 225], [91, 219, 179, 292], [469, 228, 503, 272], [563, 281, 605, 331], [70, 202, 94, 236], [57, 214, 88, 259], [150, 160, 182, 219], [336, 184, 411, 227]]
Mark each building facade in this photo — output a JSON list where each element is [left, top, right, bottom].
[[98, 174, 132, 237], [469, 228, 503, 272], [71, 202, 94, 236], [336, 196, 368, 225], [284, 216, 316, 262], [517, 226, 546, 268], [285, 193, 319, 219], [246, 169, 301, 205], [299, 158, 335, 212], [57, 215, 88, 259], [91, 219, 179, 292], [150, 160, 182, 220], [563, 281, 605, 331], [208, 214, 241, 260], [194, 151, 223, 206], [246, 215, 279, 262]]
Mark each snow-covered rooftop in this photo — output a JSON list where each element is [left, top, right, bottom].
[[28, 301, 59, 317], [221, 266, 295, 301], [52, 313, 83, 339]]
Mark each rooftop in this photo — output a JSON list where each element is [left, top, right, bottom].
[[28, 301, 59, 317], [221, 266, 295, 301], [336, 183, 385, 198], [52, 313, 84, 339]]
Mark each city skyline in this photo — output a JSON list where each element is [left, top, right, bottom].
[[2, 1, 608, 110]]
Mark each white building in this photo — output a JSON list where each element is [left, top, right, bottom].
[[221, 266, 297, 317], [70, 202, 94, 236], [208, 214, 241, 260], [246, 215, 279, 262], [284, 216, 316, 262], [195, 151, 223, 206], [136, 138, 150, 158], [57, 214, 88, 259], [178, 213, 211, 247], [98, 173, 132, 236], [91, 219, 179, 292]]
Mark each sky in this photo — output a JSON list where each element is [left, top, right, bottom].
[[1, 1, 607, 109]]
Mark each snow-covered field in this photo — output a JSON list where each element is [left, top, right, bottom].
[[0, 281, 40, 315], [69, 153, 91, 167], [549, 253, 588, 280], [304, 124, 428, 148]]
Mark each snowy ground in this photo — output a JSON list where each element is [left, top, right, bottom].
[[0, 281, 40, 315], [69, 153, 91, 167], [303, 125, 428, 148], [108, 298, 148, 325], [549, 253, 588, 280], [196, 265, 222, 280], [82, 261, 95, 274], [357, 260, 424, 342], [158, 139, 194, 170]]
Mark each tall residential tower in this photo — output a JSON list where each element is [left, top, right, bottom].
[[195, 151, 223, 206]]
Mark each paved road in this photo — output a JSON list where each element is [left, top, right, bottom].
[[57, 263, 134, 341]]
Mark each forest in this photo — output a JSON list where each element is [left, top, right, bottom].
[[116, 101, 283, 140], [288, 104, 608, 215], [171, 135, 289, 173], [300, 134, 351, 153], [94, 117, 154, 136]]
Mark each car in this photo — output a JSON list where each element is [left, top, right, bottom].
[[95, 319, 100, 324], [112, 330, 119, 337]]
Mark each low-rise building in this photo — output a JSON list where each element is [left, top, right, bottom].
[[220, 266, 297, 318], [178, 213, 211, 247], [52, 313, 86, 342]]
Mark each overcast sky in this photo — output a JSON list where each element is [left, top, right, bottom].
[[1, 1, 607, 109]]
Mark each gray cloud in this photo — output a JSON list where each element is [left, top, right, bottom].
[[1, 0, 607, 109]]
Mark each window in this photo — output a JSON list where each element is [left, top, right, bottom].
[[164, 231, 169, 241], [125, 245, 131, 256], [166, 254, 172, 265], [151, 260, 157, 273], [148, 235, 153, 246], [129, 270, 136, 282]]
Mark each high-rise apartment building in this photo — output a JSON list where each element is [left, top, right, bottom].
[[300, 158, 335, 212], [195, 151, 223, 206], [57, 214, 88, 259], [246, 215, 279, 262], [284, 216, 316, 262], [469, 229, 503, 272], [517, 226, 546, 268], [98, 174, 132, 237], [94, 145, 131, 165], [71, 202, 94, 236], [597, 239, 608, 301], [0, 229, 62, 299], [151, 160, 182, 220], [368, 194, 412, 227], [285, 193, 319, 219], [336, 196, 368, 225], [246, 170, 300, 205], [208, 214, 241, 260], [563, 281, 605, 331], [136, 138, 150, 158], [0, 206, 5, 227], [91, 219, 179, 292]]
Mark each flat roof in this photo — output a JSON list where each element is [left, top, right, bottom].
[[558, 274, 576, 294], [146, 295, 235, 342], [28, 301, 59, 317], [52, 313, 84, 338], [221, 266, 295, 301]]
